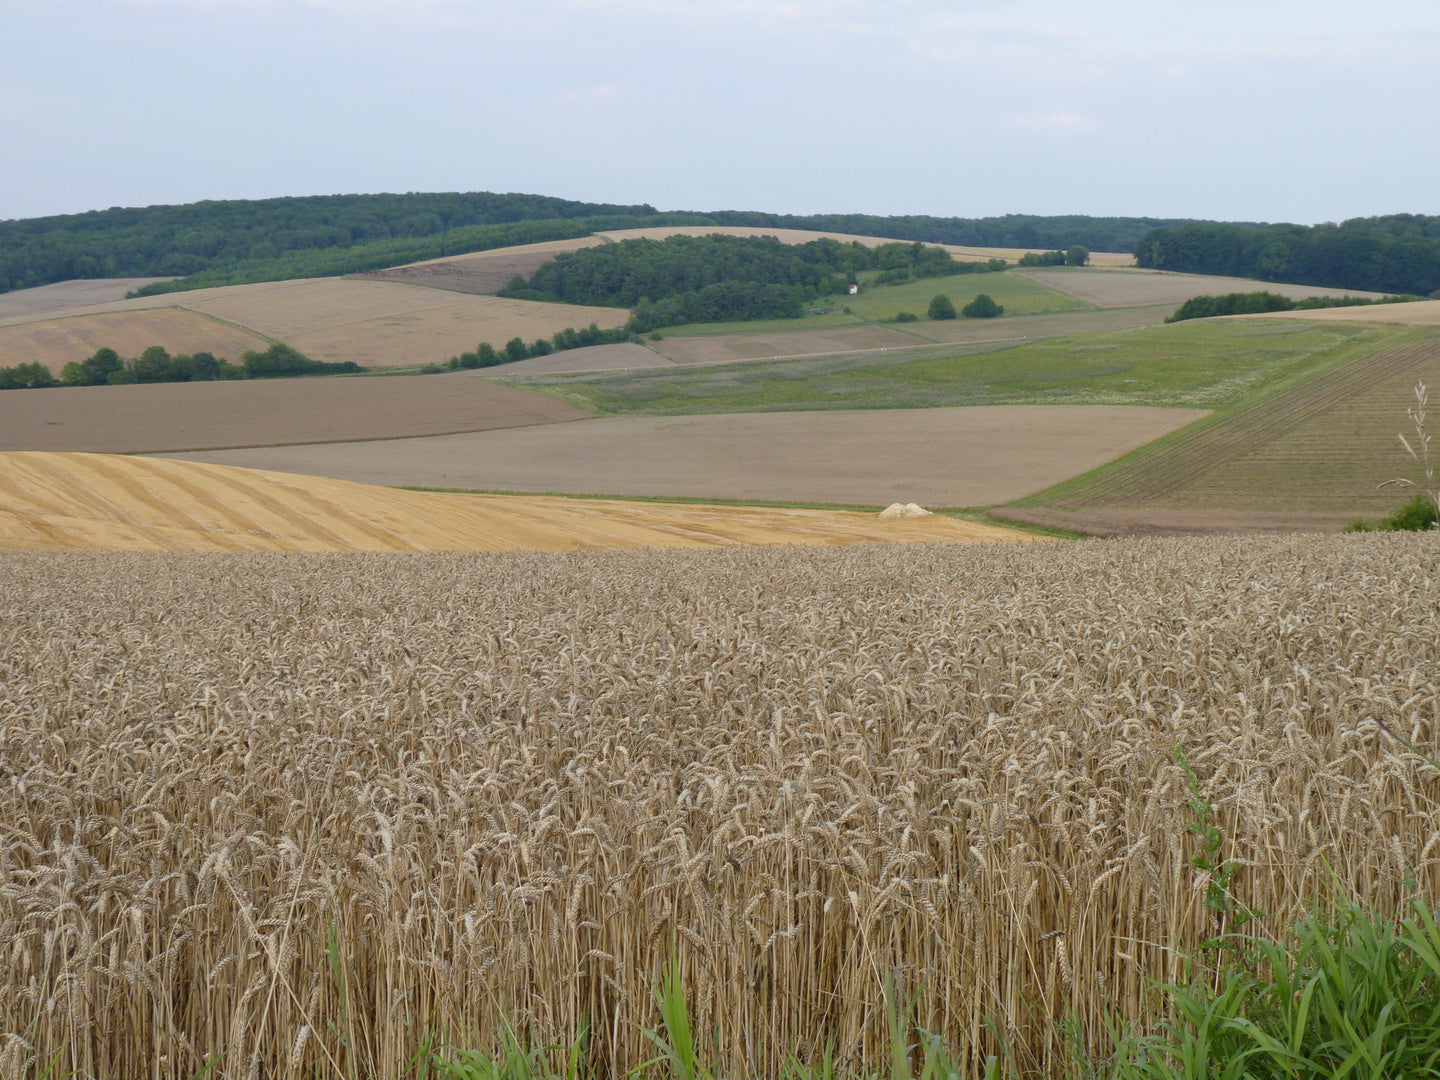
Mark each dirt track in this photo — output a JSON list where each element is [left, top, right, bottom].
[[0, 452, 1036, 552], [0, 372, 592, 453], [164, 405, 1208, 507]]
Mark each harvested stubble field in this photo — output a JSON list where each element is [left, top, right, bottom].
[[0, 372, 590, 454], [0, 277, 627, 373], [0, 278, 176, 321], [167, 405, 1206, 507], [2, 535, 1437, 1079], [1254, 298, 1440, 327], [356, 236, 609, 295], [0, 308, 271, 375], [0, 452, 1024, 552]]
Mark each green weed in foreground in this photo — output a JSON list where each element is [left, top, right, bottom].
[[421, 904, 1440, 1079], [1103, 897, 1440, 1080]]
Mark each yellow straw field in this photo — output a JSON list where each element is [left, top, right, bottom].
[[0, 452, 1027, 552], [1, 533, 1437, 1078]]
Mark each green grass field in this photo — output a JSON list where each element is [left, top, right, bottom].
[[1013, 326, 1440, 517], [506, 319, 1402, 416]]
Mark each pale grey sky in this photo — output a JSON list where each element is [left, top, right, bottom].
[[3, 0, 1437, 224]]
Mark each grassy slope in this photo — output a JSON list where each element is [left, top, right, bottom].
[[1009, 322, 1440, 517], [505, 319, 1396, 416]]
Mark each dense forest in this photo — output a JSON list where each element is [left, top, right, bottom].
[[1134, 216, 1440, 297], [499, 234, 1000, 331], [0, 192, 688, 295], [0, 191, 1192, 297]]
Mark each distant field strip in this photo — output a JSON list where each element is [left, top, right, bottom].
[[1015, 328, 1440, 516], [0, 452, 1032, 551], [0, 372, 591, 453], [1016, 267, 1390, 308], [0, 278, 175, 321], [1252, 299, 1440, 327], [165, 405, 1206, 507]]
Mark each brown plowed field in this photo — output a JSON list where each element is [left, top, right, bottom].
[[0, 308, 271, 374], [0, 371, 592, 453], [1011, 331, 1440, 532], [0, 452, 1035, 552], [165, 405, 1207, 507], [1015, 268, 1388, 309]]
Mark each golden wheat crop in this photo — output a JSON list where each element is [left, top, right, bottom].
[[2, 534, 1438, 1079]]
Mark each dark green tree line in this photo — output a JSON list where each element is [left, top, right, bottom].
[[1135, 216, 1440, 297]]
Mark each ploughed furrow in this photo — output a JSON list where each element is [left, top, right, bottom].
[[1054, 335, 1438, 507]]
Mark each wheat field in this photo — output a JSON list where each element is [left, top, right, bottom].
[[2, 534, 1438, 1079], [0, 452, 1026, 552]]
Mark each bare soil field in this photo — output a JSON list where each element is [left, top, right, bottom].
[[1007, 331, 1440, 533], [0, 277, 627, 372], [0, 371, 591, 453], [648, 324, 925, 365], [1251, 299, 1440, 327], [0, 452, 1033, 552], [1015, 267, 1388, 308], [355, 235, 608, 294], [0, 307, 271, 374], [166, 405, 1208, 506], [0, 278, 175, 321]]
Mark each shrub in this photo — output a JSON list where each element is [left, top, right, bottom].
[[894, 311, 919, 323], [962, 294, 1003, 318], [927, 294, 957, 320]]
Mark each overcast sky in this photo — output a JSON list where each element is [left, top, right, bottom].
[[3, 0, 1438, 225]]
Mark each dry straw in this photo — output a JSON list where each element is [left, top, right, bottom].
[[1, 534, 1438, 1078]]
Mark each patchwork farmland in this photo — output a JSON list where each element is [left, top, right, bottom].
[[4, 212, 1440, 1080]]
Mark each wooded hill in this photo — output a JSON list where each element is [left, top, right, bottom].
[[1135, 216, 1440, 298], [0, 193, 1191, 297], [498, 234, 1003, 331]]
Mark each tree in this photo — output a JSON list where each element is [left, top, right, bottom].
[[191, 352, 221, 380], [962, 294, 1004, 318], [504, 337, 528, 361], [79, 347, 123, 385], [927, 294, 957, 320], [1065, 246, 1090, 267], [0, 362, 60, 390]]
